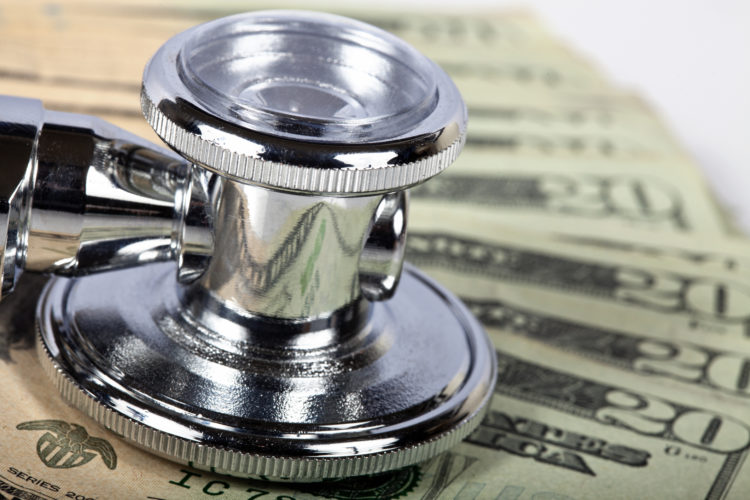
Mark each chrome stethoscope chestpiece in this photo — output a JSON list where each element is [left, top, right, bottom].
[[2, 11, 496, 480]]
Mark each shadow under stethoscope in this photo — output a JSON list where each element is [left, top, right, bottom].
[[0, 273, 49, 363]]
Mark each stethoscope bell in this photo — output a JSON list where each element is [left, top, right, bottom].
[[2, 11, 496, 480]]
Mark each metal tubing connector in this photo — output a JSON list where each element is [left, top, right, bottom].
[[0, 96, 213, 298]]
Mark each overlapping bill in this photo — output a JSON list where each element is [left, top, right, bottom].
[[0, 1, 747, 499]]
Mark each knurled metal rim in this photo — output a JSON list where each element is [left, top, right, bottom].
[[36, 326, 490, 480], [141, 92, 466, 195]]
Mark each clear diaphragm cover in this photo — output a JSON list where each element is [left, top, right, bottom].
[[178, 11, 440, 143]]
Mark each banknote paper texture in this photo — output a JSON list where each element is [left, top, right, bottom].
[[1, 0, 747, 499]]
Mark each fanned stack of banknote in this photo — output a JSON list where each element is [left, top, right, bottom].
[[1, 1, 748, 499]]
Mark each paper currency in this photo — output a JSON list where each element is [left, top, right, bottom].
[[410, 156, 726, 236], [553, 231, 750, 276], [459, 336, 750, 500], [406, 223, 750, 352], [1, 0, 748, 499]]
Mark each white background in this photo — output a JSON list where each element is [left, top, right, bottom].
[[363, 0, 750, 235]]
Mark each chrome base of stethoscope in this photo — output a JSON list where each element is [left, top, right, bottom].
[[37, 262, 495, 481]]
